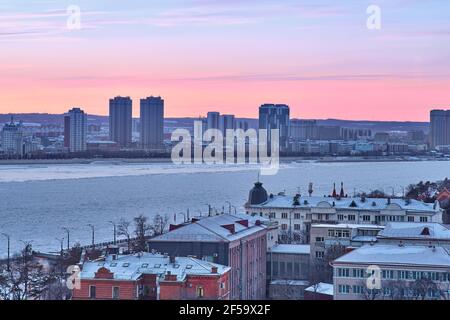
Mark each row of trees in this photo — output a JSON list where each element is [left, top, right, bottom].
[[115, 214, 170, 253]]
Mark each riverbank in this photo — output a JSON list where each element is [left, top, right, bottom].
[[0, 155, 446, 166]]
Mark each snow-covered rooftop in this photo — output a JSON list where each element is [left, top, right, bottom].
[[270, 244, 310, 255], [334, 244, 450, 267], [305, 282, 334, 296], [378, 222, 450, 240], [313, 223, 385, 230], [249, 194, 438, 213], [150, 213, 268, 243], [79, 253, 230, 281], [270, 280, 309, 286]]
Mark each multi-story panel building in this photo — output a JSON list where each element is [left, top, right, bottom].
[[140, 96, 164, 150], [207, 112, 220, 130], [430, 109, 450, 149], [148, 213, 269, 300], [68, 107, 87, 152], [245, 182, 443, 243], [73, 253, 230, 300], [290, 119, 318, 141], [109, 96, 132, 148], [1, 120, 23, 156], [259, 104, 290, 151], [332, 244, 450, 300]]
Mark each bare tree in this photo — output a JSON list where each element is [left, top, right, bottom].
[[411, 278, 439, 300], [151, 214, 170, 237], [117, 218, 132, 252], [134, 215, 152, 252]]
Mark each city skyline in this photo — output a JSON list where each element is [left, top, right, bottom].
[[1, 0, 449, 121]]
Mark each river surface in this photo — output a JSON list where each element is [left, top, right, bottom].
[[0, 160, 449, 256]]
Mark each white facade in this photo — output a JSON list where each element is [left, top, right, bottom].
[[246, 193, 443, 243], [332, 244, 450, 300]]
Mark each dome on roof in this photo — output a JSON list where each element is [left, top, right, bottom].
[[248, 182, 268, 205]]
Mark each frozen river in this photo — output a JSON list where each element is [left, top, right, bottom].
[[0, 160, 449, 256]]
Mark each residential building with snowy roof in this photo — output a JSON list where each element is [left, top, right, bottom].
[[332, 244, 450, 300], [377, 222, 450, 249], [148, 212, 270, 300], [245, 182, 443, 243], [72, 252, 230, 300]]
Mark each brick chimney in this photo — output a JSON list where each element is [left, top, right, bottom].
[[211, 266, 218, 274], [255, 220, 261, 226]]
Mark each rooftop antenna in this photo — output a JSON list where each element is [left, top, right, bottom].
[[257, 171, 260, 183], [308, 183, 313, 197]]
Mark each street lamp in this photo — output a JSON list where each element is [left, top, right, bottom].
[[55, 237, 64, 277], [87, 224, 95, 248], [108, 221, 117, 245], [62, 227, 70, 251], [225, 201, 232, 214], [1, 233, 10, 271]]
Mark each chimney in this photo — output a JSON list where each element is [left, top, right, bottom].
[[255, 220, 262, 226], [169, 255, 176, 264], [399, 241, 404, 247], [211, 266, 218, 274]]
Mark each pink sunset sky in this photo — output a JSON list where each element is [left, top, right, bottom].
[[0, 0, 449, 121]]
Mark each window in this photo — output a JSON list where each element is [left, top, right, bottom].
[[407, 216, 414, 222], [269, 212, 276, 219], [220, 282, 225, 289], [294, 213, 301, 219], [294, 224, 301, 231], [337, 214, 344, 221], [196, 286, 204, 298], [399, 270, 410, 280], [338, 285, 350, 294], [353, 268, 365, 278], [348, 215, 356, 221], [420, 216, 428, 222], [122, 263, 130, 267], [337, 268, 350, 277], [315, 237, 324, 242], [154, 264, 161, 268], [353, 285, 363, 294], [342, 230, 350, 238], [383, 287, 392, 296], [281, 213, 288, 219], [112, 287, 120, 299], [280, 262, 286, 276], [306, 214, 312, 220], [315, 251, 324, 259], [362, 215, 371, 221], [281, 224, 288, 230], [89, 285, 96, 299], [382, 270, 394, 279], [141, 263, 148, 268]]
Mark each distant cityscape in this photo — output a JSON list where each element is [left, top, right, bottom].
[[1, 98, 449, 159]]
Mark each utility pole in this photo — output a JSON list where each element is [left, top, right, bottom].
[[62, 227, 70, 251], [88, 224, 95, 248], [109, 221, 117, 245]]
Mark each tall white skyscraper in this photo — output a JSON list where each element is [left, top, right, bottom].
[[68, 107, 87, 152], [140, 96, 164, 150], [1, 119, 23, 156]]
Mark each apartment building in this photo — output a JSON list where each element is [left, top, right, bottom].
[[332, 244, 450, 300]]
